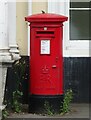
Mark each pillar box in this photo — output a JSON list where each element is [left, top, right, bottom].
[[25, 13, 68, 113]]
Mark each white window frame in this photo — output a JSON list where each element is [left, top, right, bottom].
[[48, 0, 90, 57]]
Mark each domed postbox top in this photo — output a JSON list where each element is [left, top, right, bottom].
[[25, 13, 68, 23]]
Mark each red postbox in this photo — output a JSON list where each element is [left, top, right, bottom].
[[25, 13, 68, 113]]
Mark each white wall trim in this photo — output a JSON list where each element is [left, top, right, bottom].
[[8, 2, 16, 46], [8, 1, 21, 60], [0, 1, 12, 62], [28, 0, 32, 56], [48, 0, 90, 57]]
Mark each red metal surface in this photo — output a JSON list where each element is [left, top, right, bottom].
[[25, 13, 68, 95], [25, 13, 68, 22]]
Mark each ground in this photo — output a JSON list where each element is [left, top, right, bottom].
[[5, 103, 89, 119]]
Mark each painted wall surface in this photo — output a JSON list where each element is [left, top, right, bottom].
[[16, 2, 28, 55], [32, 0, 48, 14], [16, 1, 47, 55]]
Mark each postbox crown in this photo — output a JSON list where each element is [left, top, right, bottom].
[[25, 13, 68, 23]]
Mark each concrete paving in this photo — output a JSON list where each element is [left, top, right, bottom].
[[7, 104, 89, 119]]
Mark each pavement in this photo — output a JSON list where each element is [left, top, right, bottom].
[[6, 104, 89, 119]]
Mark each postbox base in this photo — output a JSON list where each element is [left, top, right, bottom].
[[29, 95, 64, 114]]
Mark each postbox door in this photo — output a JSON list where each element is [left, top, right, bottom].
[[30, 27, 63, 95]]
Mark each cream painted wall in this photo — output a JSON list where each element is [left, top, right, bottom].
[[16, 1, 48, 56], [16, 2, 28, 56], [32, 0, 48, 14]]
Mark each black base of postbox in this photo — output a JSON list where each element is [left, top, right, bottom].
[[28, 95, 64, 114]]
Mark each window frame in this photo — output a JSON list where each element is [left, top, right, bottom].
[[48, 0, 90, 57]]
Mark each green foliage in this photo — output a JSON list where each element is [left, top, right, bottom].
[[44, 101, 54, 115], [11, 59, 26, 113], [12, 90, 23, 113], [2, 59, 27, 118], [13, 60, 27, 91], [43, 89, 73, 116], [2, 108, 9, 119], [61, 89, 73, 114]]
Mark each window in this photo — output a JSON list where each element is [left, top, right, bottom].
[[70, 0, 90, 40], [48, 0, 90, 57]]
